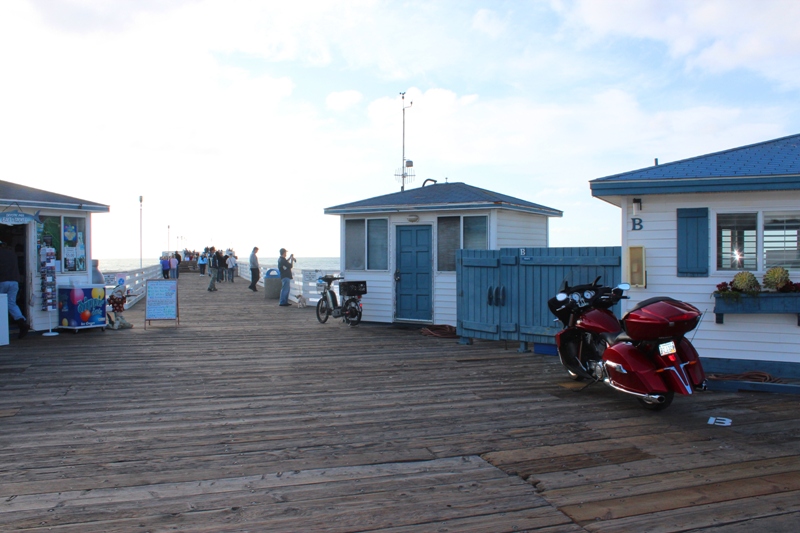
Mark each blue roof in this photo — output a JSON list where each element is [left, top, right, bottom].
[[0, 180, 109, 212], [325, 182, 562, 217], [591, 133, 800, 197]]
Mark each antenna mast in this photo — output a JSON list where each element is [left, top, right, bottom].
[[395, 92, 414, 191]]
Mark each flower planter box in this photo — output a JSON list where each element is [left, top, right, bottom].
[[713, 293, 800, 325]]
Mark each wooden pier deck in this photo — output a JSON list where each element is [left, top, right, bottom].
[[2, 273, 799, 532]]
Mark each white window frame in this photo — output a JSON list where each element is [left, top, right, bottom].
[[712, 209, 800, 274]]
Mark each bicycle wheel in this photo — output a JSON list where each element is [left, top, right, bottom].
[[316, 297, 330, 323], [343, 298, 362, 326]]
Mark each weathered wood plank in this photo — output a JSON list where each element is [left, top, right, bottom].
[[1, 273, 800, 531]]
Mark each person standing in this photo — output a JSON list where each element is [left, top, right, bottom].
[[197, 252, 207, 276], [169, 254, 178, 279], [207, 247, 219, 291], [278, 248, 295, 306], [226, 254, 236, 282], [0, 240, 29, 339], [248, 247, 260, 292], [174, 251, 182, 278], [160, 255, 170, 279]]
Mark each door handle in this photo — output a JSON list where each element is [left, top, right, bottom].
[[487, 286, 494, 306], [496, 286, 505, 306], [394, 271, 401, 282]]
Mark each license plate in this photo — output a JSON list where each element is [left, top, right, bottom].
[[659, 341, 677, 356]]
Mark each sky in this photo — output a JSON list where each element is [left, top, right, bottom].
[[2, 0, 800, 260]]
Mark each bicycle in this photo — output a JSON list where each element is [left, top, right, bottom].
[[315, 275, 367, 326]]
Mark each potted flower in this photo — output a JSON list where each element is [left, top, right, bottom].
[[713, 267, 800, 325]]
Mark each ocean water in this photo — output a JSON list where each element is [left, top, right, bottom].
[[96, 257, 341, 273]]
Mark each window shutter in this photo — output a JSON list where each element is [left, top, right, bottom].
[[677, 208, 709, 277]]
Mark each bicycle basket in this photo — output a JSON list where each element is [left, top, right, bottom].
[[339, 281, 367, 296]]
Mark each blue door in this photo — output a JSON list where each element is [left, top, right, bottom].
[[395, 225, 432, 321]]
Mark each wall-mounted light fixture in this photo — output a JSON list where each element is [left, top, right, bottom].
[[632, 198, 642, 213], [407, 214, 419, 222]]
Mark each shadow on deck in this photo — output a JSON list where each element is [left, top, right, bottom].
[[1, 273, 799, 532]]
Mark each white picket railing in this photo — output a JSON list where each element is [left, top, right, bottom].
[[236, 266, 340, 303], [102, 265, 339, 309], [102, 265, 162, 309]]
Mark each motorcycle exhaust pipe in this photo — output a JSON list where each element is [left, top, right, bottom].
[[641, 394, 667, 405]]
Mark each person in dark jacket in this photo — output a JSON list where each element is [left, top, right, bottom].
[[278, 248, 295, 306], [207, 248, 219, 292]]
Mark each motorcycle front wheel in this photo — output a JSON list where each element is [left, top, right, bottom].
[[638, 391, 674, 411], [316, 297, 330, 324], [343, 298, 362, 326]]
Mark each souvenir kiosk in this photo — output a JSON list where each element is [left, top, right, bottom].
[[0, 180, 109, 335]]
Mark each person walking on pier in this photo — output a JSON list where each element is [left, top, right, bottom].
[[0, 240, 30, 338], [197, 252, 207, 276], [248, 247, 260, 292], [278, 248, 295, 306], [207, 247, 219, 292]]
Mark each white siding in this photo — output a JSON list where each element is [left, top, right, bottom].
[[339, 209, 555, 326], [619, 191, 800, 364], [495, 210, 549, 248], [341, 270, 395, 324], [434, 271, 457, 325]]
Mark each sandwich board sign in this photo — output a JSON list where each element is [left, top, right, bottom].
[[145, 279, 179, 328]]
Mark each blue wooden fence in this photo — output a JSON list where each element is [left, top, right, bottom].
[[456, 247, 622, 353]]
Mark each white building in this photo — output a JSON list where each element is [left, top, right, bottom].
[[591, 134, 800, 374], [1, 180, 109, 334], [325, 182, 562, 325]]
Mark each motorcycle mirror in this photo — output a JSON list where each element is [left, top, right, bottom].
[[556, 293, 568, 302], [617, 283, 631, 290]]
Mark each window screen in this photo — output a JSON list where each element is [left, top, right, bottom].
[[345, 219, 365, 270], [437, 216, 460, 271], [764, 212, 800, 269], [367, 219, 388, 270], [463, 216, 488, 250]]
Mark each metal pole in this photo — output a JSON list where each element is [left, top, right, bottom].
[[401, 92, 406, 192], [139, 196, 143, 268], [400, 92, 412, 192], [168, 225, 170, 253]]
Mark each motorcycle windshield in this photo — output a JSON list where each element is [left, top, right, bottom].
[[556, 273, 604, 295]]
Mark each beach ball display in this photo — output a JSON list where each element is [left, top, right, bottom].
[[61, 318, 69, 326], [91, 288, 104, 299], [70, 288, 85, 305]]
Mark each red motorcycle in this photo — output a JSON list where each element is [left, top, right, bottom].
[[548, 277, 707, 410]]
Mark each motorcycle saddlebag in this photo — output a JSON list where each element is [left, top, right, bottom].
[[622, 297, 701, 340]]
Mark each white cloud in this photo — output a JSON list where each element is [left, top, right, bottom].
[[563, 0, 800, 88], [0, 0, 797, 259], [326, 90, 363, 112], [472, 8, 506, 39]]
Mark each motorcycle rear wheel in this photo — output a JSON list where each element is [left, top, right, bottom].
[[638, 391, 674, 411], [343, 298, 362, 326], [316, 298, 330, 324]]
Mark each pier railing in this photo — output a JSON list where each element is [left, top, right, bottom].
[[103, 265, 340, 309], [103, 265, 162, 309], [236, 266, 341, 303]]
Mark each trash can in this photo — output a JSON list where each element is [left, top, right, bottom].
[[264, 268, 281, 299]]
